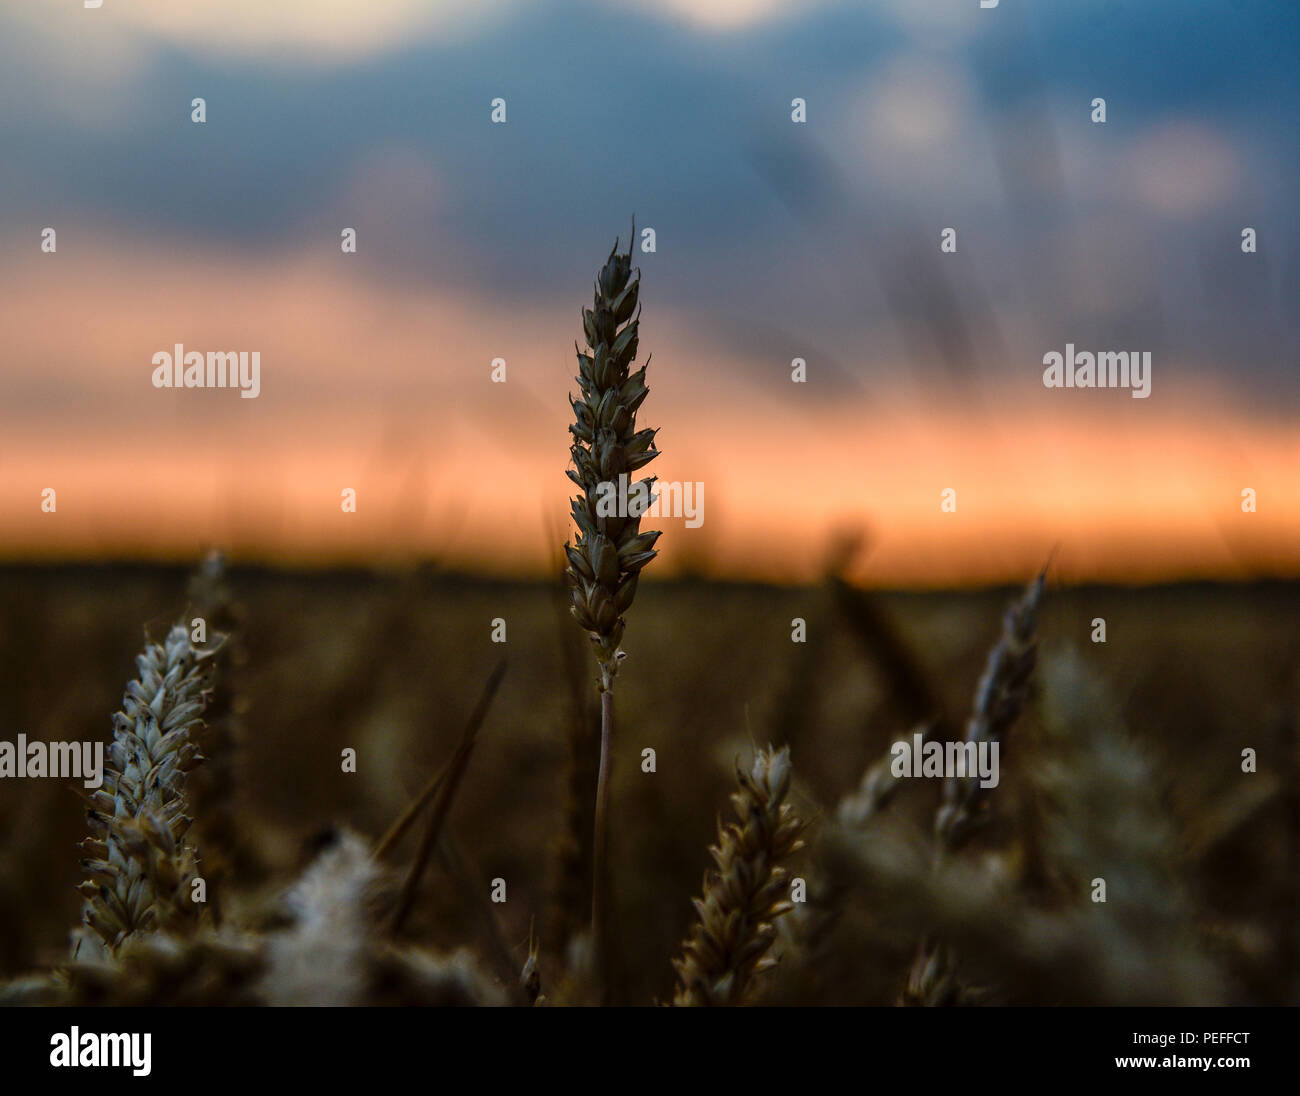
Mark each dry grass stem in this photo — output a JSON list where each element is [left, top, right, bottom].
[[388, 660, 505, 936]]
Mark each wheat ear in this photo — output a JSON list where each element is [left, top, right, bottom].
[[936, 567, 1046, 849], [564, 226, 660, 690], [74, 624, 218, 956], [672, 746, 806, 1006]]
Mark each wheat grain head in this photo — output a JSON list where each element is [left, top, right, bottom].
[[74, 624, 218, 957], [564, 228, 660, 692], [672, 746, 806, 1006]]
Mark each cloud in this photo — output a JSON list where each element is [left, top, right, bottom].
[[878, 0, 986, 45], [0, 8, 151, 132], [1128, 122, 1240, 218], [828, 51, 993, 207], [7, 0, 517, 66], [600, 0, 839, 32]]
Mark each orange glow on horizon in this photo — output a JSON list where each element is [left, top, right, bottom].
[[2, 234, 1296, 587]]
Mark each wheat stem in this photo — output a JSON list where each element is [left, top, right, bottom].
[[591, 688, 614, 1003], [374, 759, 452, 861], [545, 528, 598, 955]]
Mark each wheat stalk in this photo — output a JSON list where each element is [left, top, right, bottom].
[[905, 568, 1046, 1004], [564, 225, 659, 998], [824, 648, 1223, 1006], [73, 623, 219, 958], [672, 746, 806, 1006], [937, 567, 1046, 848], [545, 531, 599, 958]]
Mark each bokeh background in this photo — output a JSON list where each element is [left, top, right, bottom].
[[0, 0, 1296, 1005], [1, 0, 1297, 583]]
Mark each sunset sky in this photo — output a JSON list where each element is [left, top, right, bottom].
[[1, 0, 1296, 586]]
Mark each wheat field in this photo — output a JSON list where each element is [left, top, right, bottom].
[[0, 556, 1294, 1006]]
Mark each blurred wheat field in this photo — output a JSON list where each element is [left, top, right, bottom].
[[0, 563, 1295, 1005]]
